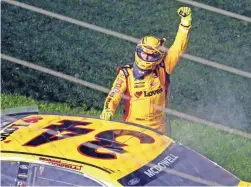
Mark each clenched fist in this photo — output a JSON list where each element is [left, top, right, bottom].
[[178, 7, 192, 27]]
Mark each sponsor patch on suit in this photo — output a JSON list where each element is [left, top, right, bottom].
[[134, 85, 145, 88]]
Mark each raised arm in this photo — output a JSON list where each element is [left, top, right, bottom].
[[164, 7, 192, 74]]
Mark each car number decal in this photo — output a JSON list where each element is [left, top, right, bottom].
[[78, 130, 155, 159], [22, 119, 155, 159], [23, 120, 94, 146]]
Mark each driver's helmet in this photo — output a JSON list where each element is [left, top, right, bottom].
[[134, 36, 166, 71]]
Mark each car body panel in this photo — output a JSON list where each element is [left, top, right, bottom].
[[1, 113, 172, 185]]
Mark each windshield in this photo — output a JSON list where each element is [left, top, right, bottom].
[[32, 164, 102, 186], [117, 142, 240, 186], [1, 160, 19, 186], [1, 160, 103, 186]]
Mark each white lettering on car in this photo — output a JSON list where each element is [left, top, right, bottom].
[[144, 154, 179, 177]]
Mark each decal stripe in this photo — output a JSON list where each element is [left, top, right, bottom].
[[165, 72, 170, 106], [0, 150, 113, 173], [122, 75, 131, 121]]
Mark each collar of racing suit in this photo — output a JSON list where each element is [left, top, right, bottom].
[[133, 63, 154, 79]]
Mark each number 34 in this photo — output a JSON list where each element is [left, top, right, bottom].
[[23, 119, 155, 159]]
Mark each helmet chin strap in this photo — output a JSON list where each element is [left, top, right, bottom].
[[133, 63, 154, 79]]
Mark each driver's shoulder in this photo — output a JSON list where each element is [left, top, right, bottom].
[[116, 64, 133, 77]]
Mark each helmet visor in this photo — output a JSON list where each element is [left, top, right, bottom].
[[136, 45, 163, 62]]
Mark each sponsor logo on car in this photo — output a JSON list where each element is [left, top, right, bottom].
[[17, 173, 28, 179], [17, 181, 26, 187], [128, 178, 140, 185], [22, 116, 43, 123], [39, 166, 44, 175], [19, 165, 29, 170]]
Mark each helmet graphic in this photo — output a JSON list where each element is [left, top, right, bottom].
[[135, 36, 166, 70]]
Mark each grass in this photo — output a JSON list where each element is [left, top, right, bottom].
[[1, 93, 251, 181], [194, 0, 251, 16]]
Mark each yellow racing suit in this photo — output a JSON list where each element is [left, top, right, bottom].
[[103, 24, 191, 132]]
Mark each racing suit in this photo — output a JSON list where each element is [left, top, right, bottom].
[[103, 24, 191, 133]]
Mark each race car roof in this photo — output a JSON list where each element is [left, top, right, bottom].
[[0, 113, 172, 181]]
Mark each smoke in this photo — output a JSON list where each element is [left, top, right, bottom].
[[194, 83, 249, 132]]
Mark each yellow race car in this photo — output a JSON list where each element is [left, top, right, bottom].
[[1, 107, 250, 186]]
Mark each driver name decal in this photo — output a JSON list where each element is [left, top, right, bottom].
[[117, 143, 180, 186], [39, 157, 82, 170], [144, 153, 179, 177]]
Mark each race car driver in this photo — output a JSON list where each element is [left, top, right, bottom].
[[100, 7, 192, 133]]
